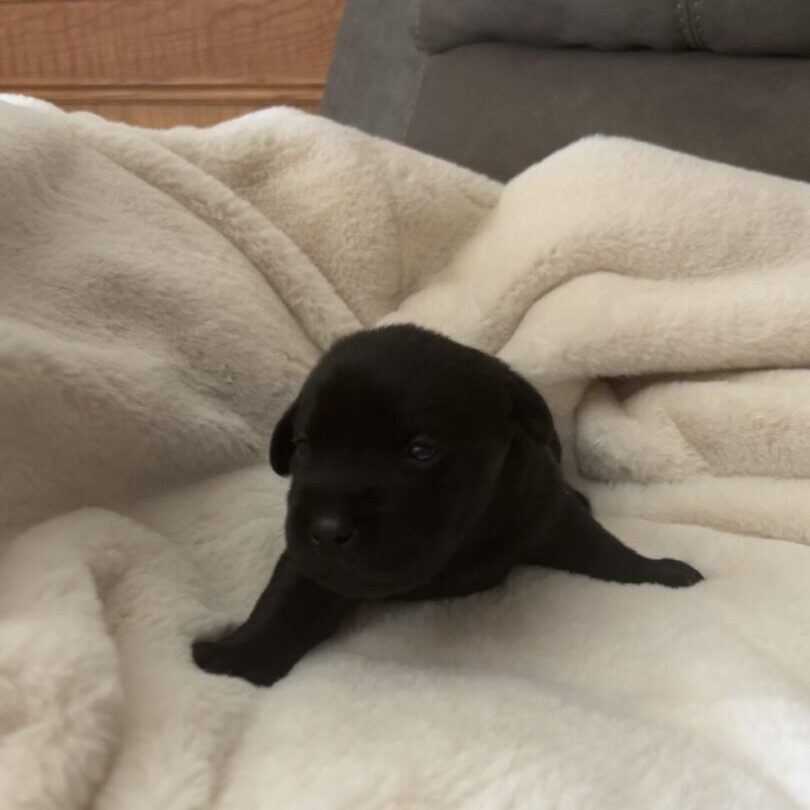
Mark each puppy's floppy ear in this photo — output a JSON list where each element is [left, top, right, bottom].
[[269, 399, 298, 476], [508, 369, 561, 460]]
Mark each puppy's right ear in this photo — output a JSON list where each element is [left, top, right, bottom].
[[507, 369, 563, 463], [269, 399, 298, 476]]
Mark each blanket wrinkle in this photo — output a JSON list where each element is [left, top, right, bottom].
[[2, 96, 810, 808], [69, 111, 362, 352]]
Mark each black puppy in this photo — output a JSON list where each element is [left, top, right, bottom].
[[193, 325, 701, 686]]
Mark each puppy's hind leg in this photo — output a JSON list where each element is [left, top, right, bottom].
[[525, 490, 702, 588]]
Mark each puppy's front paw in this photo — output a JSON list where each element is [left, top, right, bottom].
[[192, 638, 243, 677], [648, 558, 703, 588], [192, 638, 289, 687]]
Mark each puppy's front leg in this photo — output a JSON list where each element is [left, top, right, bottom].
[[193, 552, 357, 687], [525, 489, 703, 588]]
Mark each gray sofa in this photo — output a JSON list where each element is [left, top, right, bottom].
[[322, 0, 810, 182]]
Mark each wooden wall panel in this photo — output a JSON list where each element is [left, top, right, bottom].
[[0, 0, 344, 127]]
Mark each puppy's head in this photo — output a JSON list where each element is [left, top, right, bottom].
[[270, 325, 556, 599]]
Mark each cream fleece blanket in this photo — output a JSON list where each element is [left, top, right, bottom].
[[2, 97, 810, 810]]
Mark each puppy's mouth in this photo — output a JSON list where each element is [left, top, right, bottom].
[[316, 571, 423, 599], [286, 545, 434, 599]]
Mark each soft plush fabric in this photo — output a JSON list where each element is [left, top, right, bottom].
[[2, 97, 810, 809]]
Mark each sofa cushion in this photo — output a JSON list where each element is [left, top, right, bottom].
[[405, 44, 810, 181], [415, 0, 810, 56]]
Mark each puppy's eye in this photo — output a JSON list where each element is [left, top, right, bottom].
[[294, 437, 310, 458], [406, 437, 439, 464]]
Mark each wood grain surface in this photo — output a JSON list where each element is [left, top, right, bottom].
[[0, 0, 345, 126]]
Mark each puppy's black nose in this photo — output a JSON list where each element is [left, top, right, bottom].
[[309, 514, 356, 548]]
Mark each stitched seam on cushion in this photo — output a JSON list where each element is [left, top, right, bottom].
[[675, 0, 695, 50], [678, 0, 701, 48], [411, 0, 427, 50], [674, 0, 687, 47], [691, 0, 708, 50], [403, 0, 429, 142], [403, 56, 428, 143]]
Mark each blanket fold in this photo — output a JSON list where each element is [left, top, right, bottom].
[[2, 97, 809, 809]]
